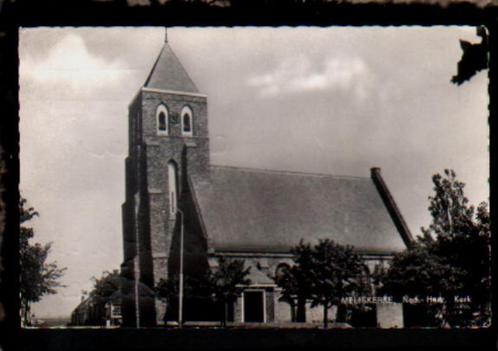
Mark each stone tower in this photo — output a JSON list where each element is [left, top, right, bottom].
[[121, 34, 209, 327]]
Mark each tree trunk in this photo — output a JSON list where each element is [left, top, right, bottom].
[[219, 302, 224, 327], [224, 301, 228, 328], [323, 304, 329, 329], [22, 300, 30, 326], [297, 295, 306, 323], [290, 302, 296, 322]]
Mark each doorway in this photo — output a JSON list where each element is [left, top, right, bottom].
[[243, 290, 265, 323]]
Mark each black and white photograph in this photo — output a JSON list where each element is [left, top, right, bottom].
[[18, 26, 490, 330]]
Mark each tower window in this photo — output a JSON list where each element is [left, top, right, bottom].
[[168, 161, 177, 217], [183, 114, 191, 133], [158, 112, 166, 130], [181, 106, 193, 137], [156, 105, 169, 136]]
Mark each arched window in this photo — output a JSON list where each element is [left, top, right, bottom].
[[168, 161, 177, 217], [275, 263, 290, 281], [156, 105, 168, 136], [181, 106, 193, 137]]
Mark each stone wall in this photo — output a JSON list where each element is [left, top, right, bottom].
[[376, 303, 404, 328]]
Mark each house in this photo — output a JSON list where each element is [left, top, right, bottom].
[[120, 33, 413, 327], [70, 292, 122, 327]]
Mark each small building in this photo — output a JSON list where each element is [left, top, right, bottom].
[[71, 296, 98, 326], [70, 292, 122, 327], [120, 34, 413, 327]]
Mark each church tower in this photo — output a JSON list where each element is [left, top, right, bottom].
[[121, 32, 209, 327]]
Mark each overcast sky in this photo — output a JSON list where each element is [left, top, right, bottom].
[[19, 27, 489, 319]]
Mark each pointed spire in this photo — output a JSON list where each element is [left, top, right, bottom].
[[143, 33, 199, 93]]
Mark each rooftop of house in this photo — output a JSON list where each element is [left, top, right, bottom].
[[189, 165, 408, 255]]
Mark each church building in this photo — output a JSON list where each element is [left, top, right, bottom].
[[120, 33, 413, 327]]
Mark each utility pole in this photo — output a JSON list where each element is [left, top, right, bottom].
[[134, 193, 141, 328], [177, 209, 184, 328]]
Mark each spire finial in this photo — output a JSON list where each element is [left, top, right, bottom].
[[164, 28, 168, 43]]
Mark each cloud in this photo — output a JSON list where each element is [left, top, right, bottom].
[[20, 33, 129, 100], [247, 54, 373, 100]]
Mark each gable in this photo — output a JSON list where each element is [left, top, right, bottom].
[[189, 166, 407, 254]]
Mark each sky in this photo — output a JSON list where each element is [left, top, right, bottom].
[[19, 27, 489, 319]]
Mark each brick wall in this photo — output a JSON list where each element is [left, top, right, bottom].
[[137, 90, 209, 325], [141, 91, 208, 140]]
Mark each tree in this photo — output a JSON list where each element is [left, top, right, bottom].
[[19, 197, 66, 325], [381, 243, 464, 301], [380, 242, 466, 327], [90, 270, 121, 305], [278, 239, 367, 328], [274, 242, 314, 323], [156, 276, 181, 310], [80, 269, 122, 325], [381, 170, 491, 327], [273, 264, 300, 322], [155, 257, 251, 327], [423, 170, 490, 326], [204, 257, 251, 327], [309, 239, 367, 328], [155, 274, 203, 323], [451, 26, 488, 85]]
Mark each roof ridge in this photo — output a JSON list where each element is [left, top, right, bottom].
[[208, 164, 371, 181], [143, 43, 163, 87]]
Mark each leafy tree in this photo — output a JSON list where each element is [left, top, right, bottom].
[[381, 243, 464, 301], [77, 269, 122, 325], [423, 170, 490, 325], [308, 239, 367, 328], [19, 197, 66, 326], [380, 242, 466, 327], [381, 170, 490, 327], [204, 257, 251, 327], [451, 26, 488, 85], [278, 239, 367, 328], [90, 270, 121, 306], [156, 258, 251, 327], [273, 265, 299, 322], [274, 242, 314, 322], [156, 276, 181, 309], [155, 274, 203, 323]]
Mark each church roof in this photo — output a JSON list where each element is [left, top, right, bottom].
[[144, 43, 199, 93], [189, 166, 407, 254]]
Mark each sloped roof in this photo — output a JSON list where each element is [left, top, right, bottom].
[[144, 43, 199, 93], [189, 166, 407, 254], [245, 265, 275, 286]]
